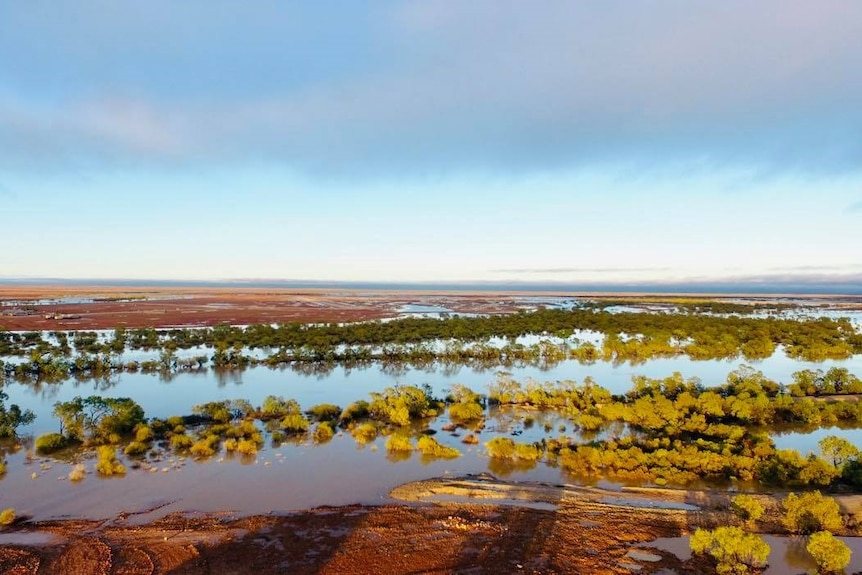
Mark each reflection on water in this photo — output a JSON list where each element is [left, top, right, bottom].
[[646, 533, 862, 575], [2, 341, 862, 522]]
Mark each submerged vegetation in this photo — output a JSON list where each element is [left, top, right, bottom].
[[6, 364, 859, 496], [2, 304, 861, 385]]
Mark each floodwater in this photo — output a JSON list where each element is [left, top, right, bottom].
[[1, 334, 862, 525], [646, 533, 862, 575]]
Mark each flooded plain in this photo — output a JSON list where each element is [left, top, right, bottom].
[[2, 296, 862, 573]]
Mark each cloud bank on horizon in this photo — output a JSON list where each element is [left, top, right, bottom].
[[1, 2, 861, 287]]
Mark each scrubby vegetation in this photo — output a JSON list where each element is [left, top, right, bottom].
[[416, 436, 460, 459], [806, 531, 851, 573], [0, 508, 15, 526], [95, 446, 125, 476], [35, 432, 68, 454], [689, 526, 770, 574]]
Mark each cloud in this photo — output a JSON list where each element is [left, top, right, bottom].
[[491, 267, 671, 275], [1, 1, 861, 178]]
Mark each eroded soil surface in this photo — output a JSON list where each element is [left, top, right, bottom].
[[0, 502, 711, 575], [0, 475, 758, 575]]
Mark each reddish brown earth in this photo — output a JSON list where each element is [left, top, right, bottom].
[[0, 501, 711, 575], [0, 286, 555, 331]]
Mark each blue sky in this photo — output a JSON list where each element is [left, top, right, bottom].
[[2, 1, 861, 288]]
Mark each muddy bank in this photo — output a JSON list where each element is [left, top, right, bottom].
[[0, 475, 772, 574]]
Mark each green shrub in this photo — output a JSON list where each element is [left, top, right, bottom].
[[485, 437, 543, 461], [236, 439, 259, 455], [416, 436, 460, 459], [351, 422, 378, 444], [782, 491, 843, 534], [807, 531, 851, 574], [95, 446, 125, 476], [448, 402, 484, 423], [340, 401, 370, 424], [35, 432, 68, 454], [190, 435, 220, 458], [169, 433, 194, 450], [385, 435, 413, 452], [260, 395, 301, 418], [0, 508, 14, 526], [134, 425, 154, 442], [123, 441, 149, 457], [313, 422, 335, 443], [690, 526, 769, 574], [281, 413, 310, 434], [308, 404, 342, 422], [731, 494, 764, 524]]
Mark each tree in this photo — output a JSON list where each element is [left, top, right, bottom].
[[52, 396, 145, 444], [782, 491, 843, 535], [0, 390, 35, 438], [818, 435, 859, 469], [806, 531, 851, 574], [690, 526, 770, 574]]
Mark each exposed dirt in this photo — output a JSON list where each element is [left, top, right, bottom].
[[0, 286, 560, 331], [4, 474, 862, 574], [0, 485, 712, 575]]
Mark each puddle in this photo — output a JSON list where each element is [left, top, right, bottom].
[[599, 496, 698, 511], [646, 534, 862, 575], [422, 493, 559, 512], [626, 550, 662, 562], [0, 531, 66, 546]]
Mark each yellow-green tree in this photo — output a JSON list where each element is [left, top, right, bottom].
[[806, 531, 851, 574]]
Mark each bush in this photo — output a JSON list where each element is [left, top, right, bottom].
[[782, 491, 843, 534], [485, 437, 543, 461], [806, 531, 851, 573], [123, 441, 149, 457], [170, 433, 194, 450], [340, 401, 370, 424], [0, 460, 5, 476], [448, 402, 484, 423], [690, 526, 769, 574], [281, 413, 310, 434], [313, 422, 334, 443], [0, 508, 14, 526], [385, 435, 413, 452], [236, 439, 259, 455], [352, 422, 378, 444], [308, 404, 342, 422], [134, 425, 154, 442], [190, 435, 220, 458], [731, 494, 764, 524], [416, 436, 460, 459], [95, 446, 125, 476], [68, 464, 86, 482], [260, 395, 301, 419], [35, 432, 68, 454]]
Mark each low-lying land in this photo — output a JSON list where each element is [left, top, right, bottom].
[[2, 285, 860, 331]]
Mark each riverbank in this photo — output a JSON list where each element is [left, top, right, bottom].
[[2, 475, 861, 574]]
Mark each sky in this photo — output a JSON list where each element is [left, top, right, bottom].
[[1, 1, 861, 290]]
